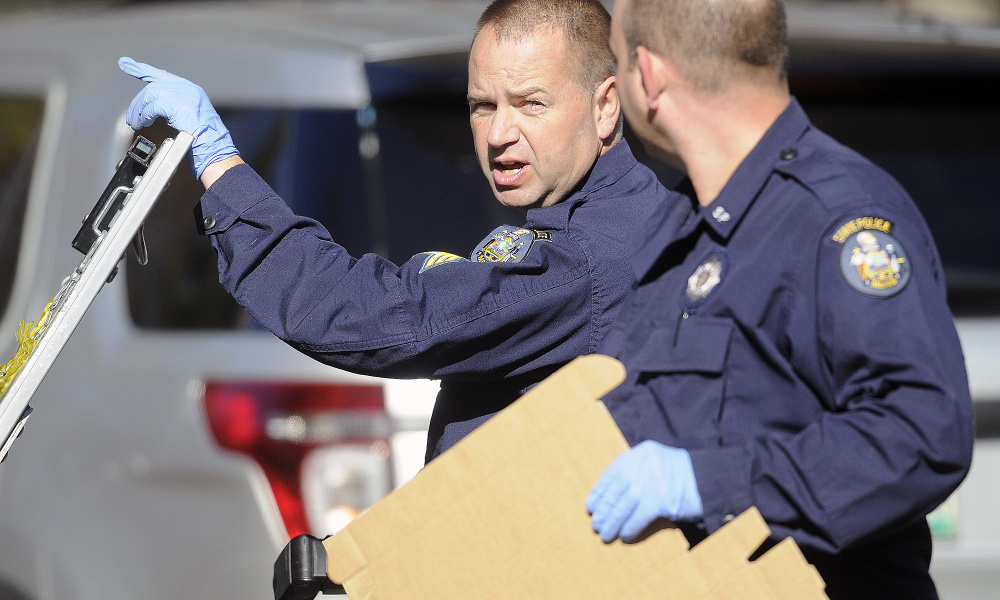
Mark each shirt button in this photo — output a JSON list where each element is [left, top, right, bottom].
[[203, 216, 217, 230], [780, 148, 798, 160]]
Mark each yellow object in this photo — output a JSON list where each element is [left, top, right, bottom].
[[0, 300, 54, 398]]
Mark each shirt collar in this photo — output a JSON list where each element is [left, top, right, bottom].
[[699, 97, 811, 240], [526, 139, 639, 229], [628, 98, 812, 281], [628, 182, 698, 283]]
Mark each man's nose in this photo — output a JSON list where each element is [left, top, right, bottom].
[[487, 107, 519, 148]]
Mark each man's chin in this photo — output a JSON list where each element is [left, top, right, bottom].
[[494, 186, 544, 212]]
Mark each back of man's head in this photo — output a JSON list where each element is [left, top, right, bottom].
[[473, 0, 616, 93], [623, 0, 788, 92]]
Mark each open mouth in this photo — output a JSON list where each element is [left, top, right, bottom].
[[492, 161, 529, 186]]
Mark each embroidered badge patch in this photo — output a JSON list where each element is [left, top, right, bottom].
[[681, 248, 729, 314], [418, 251, 467, 273], [473, 226, 537, 263], [834, 217, 910, 297]]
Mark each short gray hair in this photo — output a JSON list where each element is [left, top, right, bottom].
[[623, 0, 789, 91], [473, 0, 617, 92]]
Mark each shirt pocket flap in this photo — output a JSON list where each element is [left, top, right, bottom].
[[631, 317, 733, 374]]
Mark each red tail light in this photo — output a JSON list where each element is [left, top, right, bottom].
[[203, 381, 392, 539]]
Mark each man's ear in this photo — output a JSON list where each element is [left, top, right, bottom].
[[635, 45, 666, 109], [593, 76, 620, 142]]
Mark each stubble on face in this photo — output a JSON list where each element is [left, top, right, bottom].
[[468, 26, 602, 211]]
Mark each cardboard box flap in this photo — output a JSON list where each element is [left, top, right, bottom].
[[322, 354, 827, 599], [754, 537, 828, 600], [323, 527, 366, 583], [689, 506, 770, 582], [342, 568, 376, 600]]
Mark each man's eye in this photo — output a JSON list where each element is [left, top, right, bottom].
[[470, 102, 495, 113]]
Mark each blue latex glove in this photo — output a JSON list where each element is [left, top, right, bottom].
[[118, 57, 238, 178], [587, 440, 704, 543]]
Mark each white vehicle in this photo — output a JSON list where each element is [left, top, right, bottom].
[[0, 2, 501, 599], [0, 2, 998, 600]]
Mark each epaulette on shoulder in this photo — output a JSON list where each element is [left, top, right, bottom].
[[774, 130, 909, 214]]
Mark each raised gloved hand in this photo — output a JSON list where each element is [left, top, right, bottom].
[[118, 57, 239, 178], [587, 440, 703, 543]]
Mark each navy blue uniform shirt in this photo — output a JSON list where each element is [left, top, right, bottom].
[[196, 140, 672, 461], [599, 100, 974, 599]]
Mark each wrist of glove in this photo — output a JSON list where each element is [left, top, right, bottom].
[[586, 440, 703, 543], [118, 57, 239, 178]]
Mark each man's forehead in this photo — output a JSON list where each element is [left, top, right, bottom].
[[468, 25, 572, 93], [472, 24, 567, 61], [474, 20, 566, 50]]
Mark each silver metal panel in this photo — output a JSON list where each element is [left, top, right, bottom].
[[0, 133, 193, 461]]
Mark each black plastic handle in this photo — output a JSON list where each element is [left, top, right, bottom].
[[273, 534, 346, 600]]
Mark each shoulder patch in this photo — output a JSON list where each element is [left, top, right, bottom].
[[472, 226, 537, 263], [834, 217, 910, 297], [418, 251, 467, 273]]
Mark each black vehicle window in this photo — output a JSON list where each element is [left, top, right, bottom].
[[0, 96, 44, 319], [793, 71, 1000, 316], [126, 90, 516, 330]]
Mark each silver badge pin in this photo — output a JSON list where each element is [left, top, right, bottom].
[[712, 206, 731, 223]]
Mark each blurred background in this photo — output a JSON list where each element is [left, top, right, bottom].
[[1, 1, 998, 600], [2, 0, 1000, 24]]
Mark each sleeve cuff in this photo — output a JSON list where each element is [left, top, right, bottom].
[[688, 444, 754, 533], [194, 163, 277, 236]]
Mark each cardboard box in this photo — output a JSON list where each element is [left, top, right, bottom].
[[323, 355, 827, 599]]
